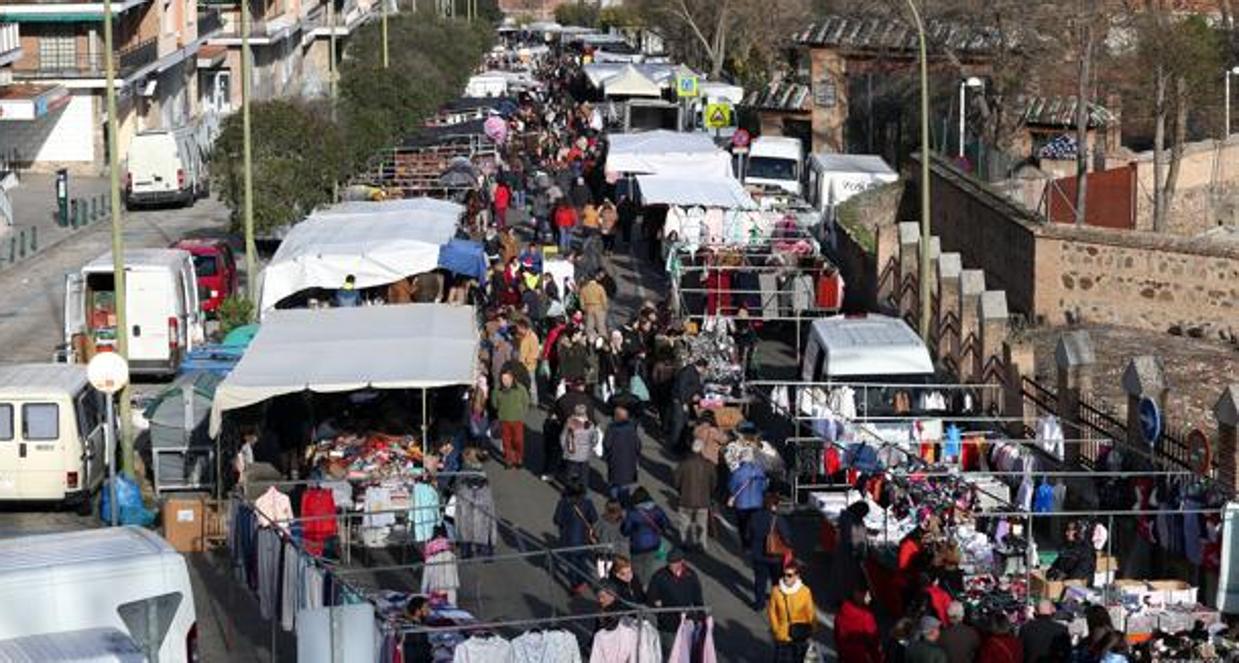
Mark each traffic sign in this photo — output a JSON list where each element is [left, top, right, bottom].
[[676, 75, 699, 98], [1187, 428, 1211, 475], [704, 102, 732, 129], [731, 128, 751, 148], [1138, 396, 1162, 446]]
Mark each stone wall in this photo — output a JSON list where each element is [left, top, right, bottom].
[[910, 154, 1239, 340], [1035, 225, 1239, 337]]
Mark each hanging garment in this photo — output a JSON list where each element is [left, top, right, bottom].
[[757, 272, 780, 320], [256, 527, 283, 621], [254, 486, 294, 531], [1016, 477, 1034, 512], [1033, 481, 1055, 513], [701, 208, 725, 244], [411, 481, 442, 544], [681, 268, 705, 318], [1183, 498, 1203, 565], [302, 564, 324, 612], [455, 481, 499, 548], [300, 488, 337, 556], [703, 268, 732, 316], [363, 486, 396, 528], [452, 634, 515, 662], [732, 269, 761, 315], [510, 630, 582, 663], [815, 272, 844, 310], [828, 386, 857, 421], [790, 274, 814, 311], [1035, 415, 1065, 460], [590, 619, 661, 663], [281, 541, 298, 632], [668, 615, 717, 663], [421, 545, 460, 606], [943, 424, 962, 461], [664, 206, 687, 239], [1052, 482, 1067, 512], [960, 434, 984, 471]]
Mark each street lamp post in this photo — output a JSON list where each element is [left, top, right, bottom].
[[905, 0, 932, 341], [958, 76, 983, 158], [242, 0, 257, 306], [1226, 66, 1239, 138]]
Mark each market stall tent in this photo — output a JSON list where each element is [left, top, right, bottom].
[[208, 304, 479, 436], [606, 130, 732, 179], [257, 198, 463, 312], [636, 174, 757, 209], [602, 65, 661, 98]]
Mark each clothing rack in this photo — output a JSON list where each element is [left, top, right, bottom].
[[393, 604, 712, 634]]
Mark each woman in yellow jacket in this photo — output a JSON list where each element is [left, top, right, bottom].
[[767, 562, 816, 663]]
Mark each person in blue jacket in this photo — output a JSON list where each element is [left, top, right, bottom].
[[553, 481, 598, 594], [621, 486, 672, 583], [727, 459, 768, 549]]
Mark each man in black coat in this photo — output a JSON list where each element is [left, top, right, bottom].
[[667, 359, 705, 454], [1019, 600, 1070, 663], [646, 549, 705, 632], [602, 405, 642, 501]]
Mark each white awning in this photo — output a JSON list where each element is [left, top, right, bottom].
[[606, 130, 732, 179], [636, 174, 756, 209], [258, 197, 462, 311], [209, 304, 479, 436], [602, 65, 660, 97]]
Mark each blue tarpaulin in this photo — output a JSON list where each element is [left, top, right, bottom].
[[437, 239, 488, 283]]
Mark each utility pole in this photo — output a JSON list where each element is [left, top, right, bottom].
[[381, 0, 389, 69], [102, 0, 133, 474], [242, 0, 257, 306], [906, 0, 932, 341], [329, 0, 338, 201]]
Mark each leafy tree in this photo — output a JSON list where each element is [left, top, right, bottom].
[[210, 99, 345, 234], [555, 3, 599, 27]]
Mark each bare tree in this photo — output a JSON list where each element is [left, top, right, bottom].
[[1073, 0, 1098, 226]]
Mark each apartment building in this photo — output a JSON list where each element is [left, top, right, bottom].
[[200, 0, 377, 116], [0, 0, 225, 173]]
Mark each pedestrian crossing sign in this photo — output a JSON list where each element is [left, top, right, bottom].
[[676, 75, 699, 98], [704, 102, 732, 129]]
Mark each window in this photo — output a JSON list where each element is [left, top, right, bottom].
[[38, 31, 78, 72], [118, 592, 183, 656], [0, 405, 12, 441], [747, 157, 798, 182], [76, 390, 103, 438], [192, 254, 218, 277], [22, 403, 59, 440]]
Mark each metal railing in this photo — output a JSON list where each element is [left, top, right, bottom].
[[13, 37, 156, 79]]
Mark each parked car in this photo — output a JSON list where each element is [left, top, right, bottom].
[[62, 249, 206, 376], [172, 238, 238, 314], [0, 363, 110, 512], [0, 527, 199, 663], [125, 128, 208, 208]]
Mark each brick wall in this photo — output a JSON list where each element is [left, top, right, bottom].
[[1118, 136, 1239, 236]]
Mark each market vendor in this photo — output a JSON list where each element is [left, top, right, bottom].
[[1046, 520, 1097, 583]]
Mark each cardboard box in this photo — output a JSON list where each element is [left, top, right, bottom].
[[161, 493, 207, 553], [1094, 554, 1119, 586], [1110, 579, 1198, 607], [1030, 570, 1085, 600]]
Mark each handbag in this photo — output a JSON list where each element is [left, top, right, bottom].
[[765, 516, 791, 558], [630, 374, 650, 402], [636, 508, 672, 561]]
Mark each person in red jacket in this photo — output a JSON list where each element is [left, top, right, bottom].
[[977, 613, 1023, 663], [835, 586, 882, 663], [493, 180, 512, 229], [921, 574, 953, 625], [552, 200, 578, 254]]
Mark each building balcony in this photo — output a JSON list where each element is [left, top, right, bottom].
[[0, 0, 151, 20], [11, 36, 156, 80], [0, 22, 20, 68]]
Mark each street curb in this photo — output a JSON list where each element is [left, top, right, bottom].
[[0, 216, 108, 276]]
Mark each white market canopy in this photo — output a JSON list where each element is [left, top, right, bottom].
[[636, 174, 757, 209], [606, 130, 732, 179], [209, 304, 480, 436], [603, 65, 661, 98], [582, 62, 692, 90], [258, 197, 463, 311]]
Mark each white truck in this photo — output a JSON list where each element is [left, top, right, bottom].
[[125, 127, 209, 209], [743, 135, 805, 197], [62, 249, 206, 377]]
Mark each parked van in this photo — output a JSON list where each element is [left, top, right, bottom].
[[63, 249, 206, 376], [0, 364, 109, 509], [801, 313, 935, 383], [172, 238, 238, 314], [125, 128, 208, 208], [0, 527, 198, 663]]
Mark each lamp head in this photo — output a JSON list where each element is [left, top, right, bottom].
[[964, 76, 984, 88], [1231, 66, 1239, 75]]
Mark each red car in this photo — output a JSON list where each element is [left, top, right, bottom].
[[172, 238, 238, 314]]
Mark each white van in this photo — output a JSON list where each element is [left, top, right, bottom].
[[0, 628, 145, 662], [0, 527, 198, 663], [801, 314, 935, 383], [64, 249, 206, 376], [125, 128, 208, 208], [0, 364, 109, 510]]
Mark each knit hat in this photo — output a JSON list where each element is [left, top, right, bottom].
[[666, 548, 686, 563], [919, 616, 940, 636]]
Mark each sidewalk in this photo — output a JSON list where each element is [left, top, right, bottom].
[[3, 172, 112, 262]]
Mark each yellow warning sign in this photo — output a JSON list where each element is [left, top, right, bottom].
[[704, 102, 732, 129]]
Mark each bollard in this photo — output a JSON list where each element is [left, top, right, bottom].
[[69, 199, 78, 228], [8, 236, 14, 263], [30, 226, 37, 252], [78, 202, 86, 228], [18, 230, 26, 259], [90, 197, 98, 222]]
